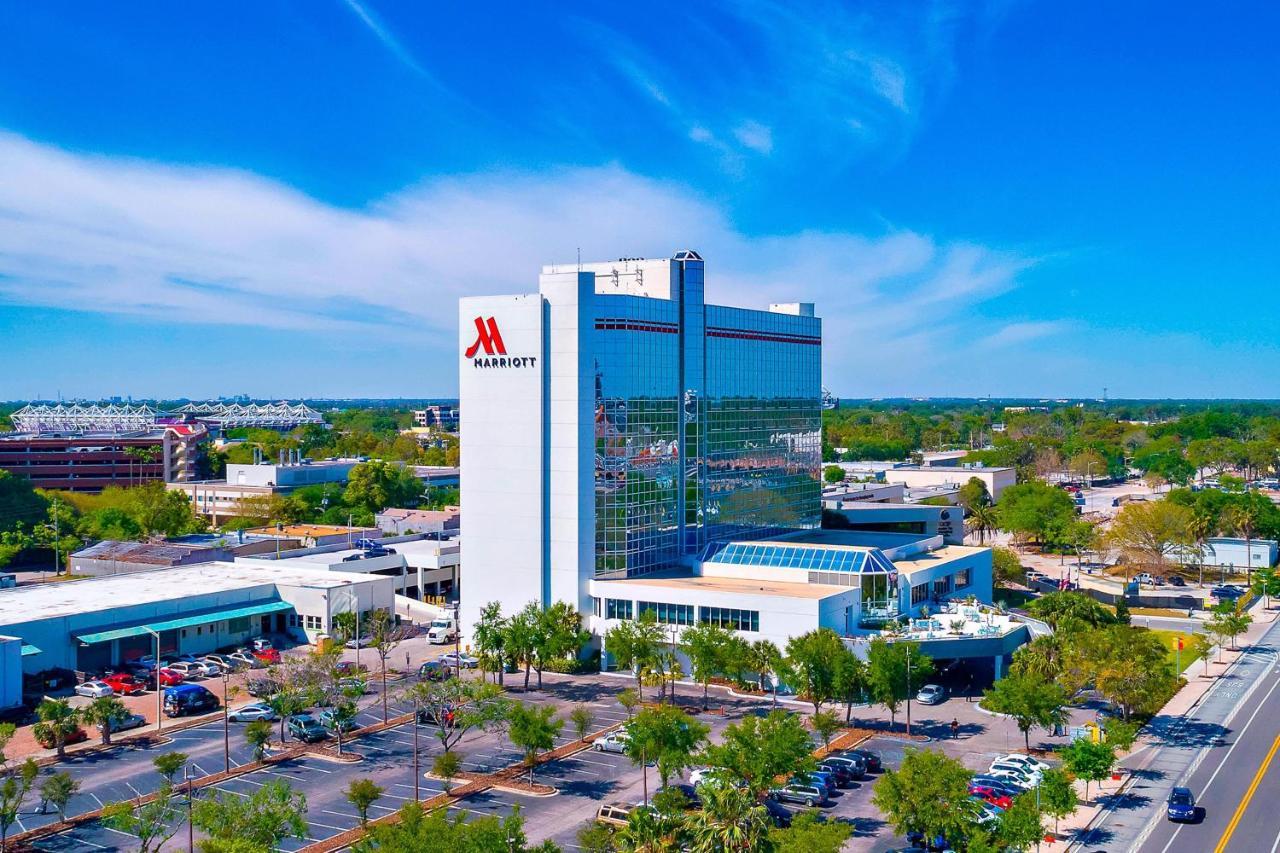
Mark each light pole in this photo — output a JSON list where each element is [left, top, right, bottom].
[[184, 764, 197, 853], [145, 628, 162, 732], [905, 646, 913, 737], [411, 696, 420, 801], [221, 668, 231, 772]]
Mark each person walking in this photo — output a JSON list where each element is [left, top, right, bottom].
[[950, 718, 960, 740]]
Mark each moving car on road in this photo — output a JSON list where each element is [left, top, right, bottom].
[[916, 684, 946, 705], [1166, 786, 1198, 822]]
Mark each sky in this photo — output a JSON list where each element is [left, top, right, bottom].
[[0, 1, 1277, 400]]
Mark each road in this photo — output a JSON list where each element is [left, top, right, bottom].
[[1099, 616, 1280, 853]]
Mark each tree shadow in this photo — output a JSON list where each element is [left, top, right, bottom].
[[554, 777, 622, 801], [1095, 789, 1151, 812], [1071, 823, 1115, 847], [849, 816, 888, 837]]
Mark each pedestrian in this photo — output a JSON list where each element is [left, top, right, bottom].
[[951, 718, 959, 740]]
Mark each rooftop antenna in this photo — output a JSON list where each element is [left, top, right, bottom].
[[577, 247, 581, 271]]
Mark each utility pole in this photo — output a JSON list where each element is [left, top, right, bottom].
[[412, 697, 420, 801], [222, 669, 231, 772], [905, 646, 913, 737]]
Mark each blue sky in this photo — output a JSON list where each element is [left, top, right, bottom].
[[1, 1, 1277, 399]]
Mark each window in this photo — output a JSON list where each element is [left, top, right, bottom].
[[304, 615, 322, 630], [698, 606, 760, 632], [227, 616, 251, 634], [910, 583, 930, 606], [933, 575, 953, 597], [606, 599, 633, 620], [954, 569, 971, 590], [638, 601, 694, 626]]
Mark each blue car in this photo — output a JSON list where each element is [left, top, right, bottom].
[[1166, 787, 1197, 821]]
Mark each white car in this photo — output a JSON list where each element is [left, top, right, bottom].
[[440, 652, 479, 669], [100, 712, 146, 733], [228, 702, 277, 722], [75, 680, 115, 699], [229, 652, 263, 669], [176, 656, 220, 677], [250, 638, 274, 652], [992, 753, 1051, 774], [166, 662, 206, 680], [594, 730, 631, 754], [989, 763, 1041, 787]]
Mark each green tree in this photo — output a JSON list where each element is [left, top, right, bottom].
[[1075, 625, 1179, 718], [34, 698, 80, 758], [1253, 566, 1280, 609], [0, 759, 38, 851], [680, 621, 732, 710], [432, 750, 463, 794], [996, 793, 1045, 852], [191, 778, 309, 850], [576, 821, 617, 853], [266, 685, 307, 745], [245, 720, 272, 762], [0, 722, 18, 770], [617, 688, 640, 720], [352, 802, 552, 852], [871, 748, 977, 844], [403, 678, 509, 753], [153, 750, 189, 784], [958, 477, 992, 511], [345, 778, 384, 827], [605, 611, 665, 701], [504, 603, 541, 691], [997, 481, 1077, 543], [365, 607, 400, 722], [1038, 768, 1078, 835], [1187, 631, 1215, 674], [991, 545, 1024, 586], [686, 782, 773, 852], [809, 710, 842, 750], [700, 710, 814, 798], [81, 696, 131, 745], [471, 601, 508, 686], [746, 639, 784, 703], [833, 648, 870, 723], [769, 809, 853, 852], [982, 672, 1069, 751], [531, 600, 589, 689], [506, 702, 563, 784], [1060, 739, 1116, 804], [822, 465, 846, 484], [37, 770, 79, 823], [866, 638, 933, 733], [1025, 591, 1116, 634], [1105, 501, 1195, 578], [570, 705, 595, 742], [785, 628, 845, 714], [0, 470, 47, 535], [625, 705, 709, 803], [343, 461, 424, 514], [1205, 599, 1252, 652], [102, 779, 183, 853]]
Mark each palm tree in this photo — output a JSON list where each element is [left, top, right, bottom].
[[1224, 502, 1262, 584], [1188, 511, 1214, 588], [34, 699, 79, 758], [81, 697, 129, 745], [967, 503, 999, 544], [685, 783, 771, 852], [746, 639, 782, 703]]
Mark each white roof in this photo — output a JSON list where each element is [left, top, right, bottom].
[[0, 562, 382, 626]]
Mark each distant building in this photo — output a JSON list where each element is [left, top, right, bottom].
[[408, 466, 460, 489], [1173, 537, 1279, 570], [822, 498, 966, 545], [70, 540, 231, 577], [241, 524, 380, 548], [412, 405, 459, 431], [882, 465, 1016, 502], [168, 456, 356, 523], [822, 482, 906, 504], [0, 404, 206, 492], [375, 507, 460, 536]]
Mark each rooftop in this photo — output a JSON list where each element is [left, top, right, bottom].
[[0, 562, 382, 626], [593, 570, 848, 600], [244, 524, 378, 538], [890, 544, 990, 575], [72, 540, 221, 565]]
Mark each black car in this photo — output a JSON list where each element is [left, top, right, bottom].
[[817, 759, 859, 787], [418, 660, 454, 681], [819, 755, 866, 780], [762, 797, 792, 828], [287, 714, 329, 743], [1168, 574, 1186, 587], [843, 748, 883, 772], [363, 547, 396, 558], [659, 783, 701, 809], [1212, 585, 1246, 599], [0, 704, 34, 726]]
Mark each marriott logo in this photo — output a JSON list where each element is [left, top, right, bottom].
[[464, 316, 537, 368]]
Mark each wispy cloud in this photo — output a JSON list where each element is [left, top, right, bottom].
[[341, 0, 431, 80], [0, 133, 1040, 393], [732, 121, 773, 155]]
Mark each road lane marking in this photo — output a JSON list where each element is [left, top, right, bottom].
[[1214, 733, 1280, 853]]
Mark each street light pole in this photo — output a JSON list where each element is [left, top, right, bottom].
[[185, 764, 196, 853], [145, 628, 162, 732], [905, 646, 913, 737], [222, 669, 231, 772], [412, 698, 420, 801]]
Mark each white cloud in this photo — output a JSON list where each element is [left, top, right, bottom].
[[732, 121, 774, 155], [978, 320, 1073, 350], [0, 133, 1037, 393]]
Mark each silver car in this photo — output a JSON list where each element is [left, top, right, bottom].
[[594, 731, 631, 754], [228, 702, 277, 722]]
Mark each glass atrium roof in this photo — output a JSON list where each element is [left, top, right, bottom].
[[700, 541, 897, 574]]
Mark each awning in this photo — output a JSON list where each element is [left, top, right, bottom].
[[20, 644, 40, 657], [75, 600, 294, 646]]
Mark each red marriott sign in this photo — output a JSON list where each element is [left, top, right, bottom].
[[464, 316, 537, 368]]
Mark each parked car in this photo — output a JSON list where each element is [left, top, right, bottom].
[[1212, 585, 1246, 600], [319, 708, 359, 733], [440, 651, 479, 669], [337, 677, 368, 695], [768, 783, 828, 808], [988, 765, 1040, 788], [417, 661, 454, 681], [974, 801, 1003, 826], [969, 786, 1013, 810], [156, 668, 186, 688], [594, 730, 631, 754], [228, 702, 277, 722], [0, 705, 35, 726], [1134, 572, 1165, 587], [842, 748, 883, 772], [100, 713, 147, 734], [250, 638, 274, 652], [166, 662, 206, 681], [799, 770, 838, 794], [245, 677, 281, 698], [177, 655, 220, 677], [416, 704, 455, 727], [102, 673, 146, 695], [817, 758, 859, 787], [596, 802, 636, 828], [342, 554, 365, 562], [1168, 574, 1187, 587], [363, 547, 396, 558], [286, 714, 329, 743], [1166, 787, 1197, 822], [818, 754, 865, 779], [335, 661, 369, 677], [163, 684, 218, 718], [229, 651, 263, 670], [761, 797, 792, 828], [253, 648, 282, 665], [970, 775, 1026, 796], [916, 684, 946, 705], [659, 783, 701, 809], [35, 726, 87, 749], [75, 680, 115, 699], [344, 636, 374, 649], [991, 753, 1051, 774]]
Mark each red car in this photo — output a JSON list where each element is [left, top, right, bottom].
[[253, 649, 282, 665], [103, 673, 147, 695], [155, 668, 186, 687], [36, 726, 88, 749], [969, 786, 1014, 811]]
